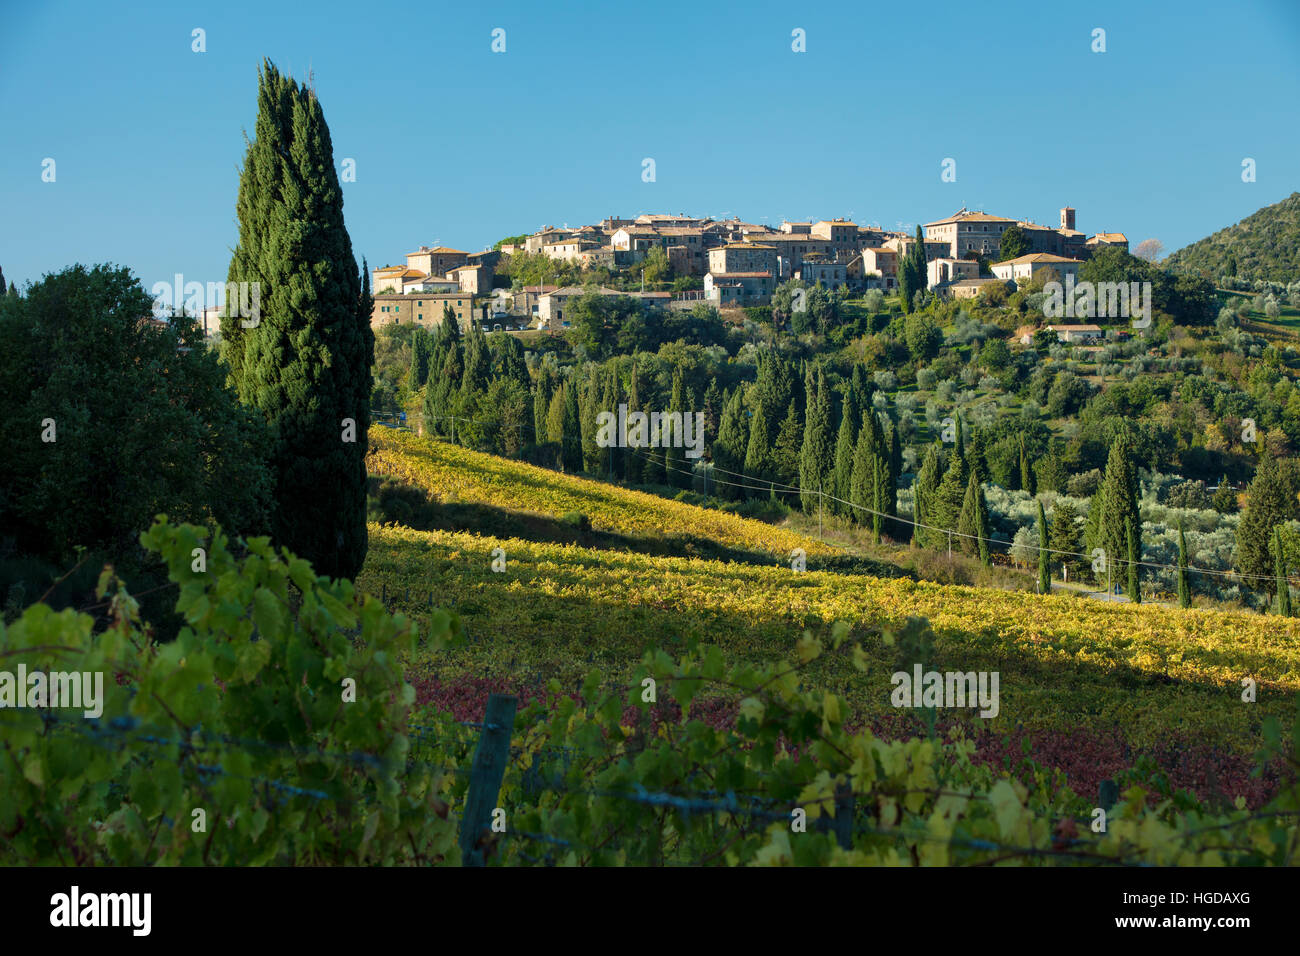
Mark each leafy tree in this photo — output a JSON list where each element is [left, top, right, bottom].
[[0, 265, 273, 575], [1212, 475, 1238, 514], [1236, 456, 1296, 598], [223, 61, 373, 580], [998, 223, 1030, 261], [904, 312, 942, 362]]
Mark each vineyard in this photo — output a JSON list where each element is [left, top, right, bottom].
[[360, 430, 1300, 809]]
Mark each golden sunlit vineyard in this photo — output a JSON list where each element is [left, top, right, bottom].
[[359, 521, 1300, 755], [367, 428, 837, 559]]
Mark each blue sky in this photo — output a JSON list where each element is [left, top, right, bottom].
[[2, 0, 1298, 292]]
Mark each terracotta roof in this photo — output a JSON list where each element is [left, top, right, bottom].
[[1045, 324, 1102, 332], [924, 209, 1015, 227], [1088, 232, 1128, 243], [996, 253, 1083, 265], [711, 271, 773, 279]]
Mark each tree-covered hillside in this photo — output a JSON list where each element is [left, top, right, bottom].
[[1166, 192, 1300, 284]]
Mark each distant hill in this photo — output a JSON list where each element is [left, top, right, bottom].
[[1165, 191, 1300, 283]]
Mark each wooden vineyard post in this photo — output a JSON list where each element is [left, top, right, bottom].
[[460, 694, 518, 867], [833, 781, 853, 851], [1098, 779, 1118, 813]]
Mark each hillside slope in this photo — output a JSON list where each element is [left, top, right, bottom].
[[1166, 191, 1300, 283]]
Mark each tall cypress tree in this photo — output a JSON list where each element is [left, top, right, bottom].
[[533, 365, 553, 446], [461, 322, 491, 397], [914, 444, 943, 547], [665, 366, 687, 488], [411, 327, 431, 388], [1019, 438, 1035, 495], [1126, 523, 1141, 603], [1177, 521, 1191, 609], [714, 387, 747, 500], [849, 423, 876, 530], [562, 379, 582, 472], [1274, 526, 1291, 616], [799, 365, 833, 513], [224, 61, 373, 580], [580, 374, 601, 473], [831, 384, 859, 516], [957, 470, 989, 565], [743, 396, 775, 495], [1037, 501, 1051, 593], [1096, 431, 1140, 590]]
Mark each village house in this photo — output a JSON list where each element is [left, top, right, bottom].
[[926, 257, 980, 290], [372, 265, 427, 294], [403, 275, 459, 294], [511, 284, 558, 320], [798, 254, 848, 290], [861, 247, 899, 290], [449, 262, 493, 295], [406, 245, 469, 278], [924, 209, 1017, 259], [1085, 232, 1129, 253], [1044, 323, 1103, 343], [371, 292, 474, 332], [945, 277, 1007, 300], [535, 285, 623, 330], [708, 242, 778, 277], [991, 253, 1083, 285]]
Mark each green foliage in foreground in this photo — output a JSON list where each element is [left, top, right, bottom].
[[3, 519, 1299, 865]]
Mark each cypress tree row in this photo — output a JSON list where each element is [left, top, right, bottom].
[[223, 61, 374, 581], [799, 365, 833, 513]]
